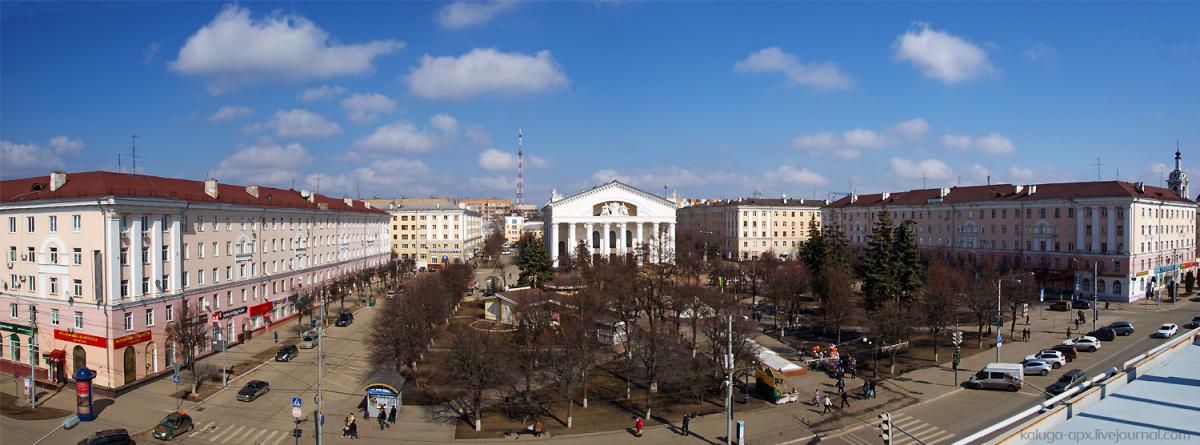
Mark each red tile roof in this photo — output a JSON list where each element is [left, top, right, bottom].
[[0, 171, 386, 214], [826, 181, 1194, 209]]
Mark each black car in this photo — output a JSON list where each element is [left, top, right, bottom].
[[1108, 322, 1135, 336], [77, 429, 132, 445], [152, 412, 193, 440], [1087, 327, 1116, 341], [1048, 301, 1070, 311], [275, 345, 298, 362], [237, 380, 270, 402], [335, 311, 353, 327], [1047, 369, 1086, 395], [1049, 344, 1078, 362], [1070, 299, 1093, 310], [1185, 316, 1200, 330]]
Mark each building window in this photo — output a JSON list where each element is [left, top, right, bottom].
[[27, 216, 35, 232], [73, 248, 82, 265], [162, 246, 168, 262], [120, 280, 128, 297], [73, 311, 83, 329], [49, 247, 58, 264], [141, 216, 149, 232], [124, 312, 133, 331], [120, 248, 128, 265], [142, 277, 149, 293], [146, 308, 154, 327], [197, 270, 205, 285], [183, 243, 189, 259], [198, 243, 205, 258], [183, 271, 190, 288], [166, 305, 174, 322], [49, 277, 58, 294], [74, 279, 82, 296], [7, 217, 15, 233], [10, 303, 17, 319], [142, 247, 150, 264], [48, 215, 57, 232]]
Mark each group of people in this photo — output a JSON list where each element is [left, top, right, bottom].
[[344, 404, 396, 437], [375, 404, 397, 430], [1020, 327, 1033, 341], [630, 412, 694, 438], [342, 414, 358, 439]]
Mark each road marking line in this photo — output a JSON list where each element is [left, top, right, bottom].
[[259, 430, 281, 445], [838, 431, 874, 445], [190, 421, 216, 437], [208, 425, 233, 443], [925, 430, 956, 444], [902, 423, 939, 438], [269, 429, 290, 445], [220, 425, 247, 444], [249, 428, 268, 443], [231, 425, 255, 443]]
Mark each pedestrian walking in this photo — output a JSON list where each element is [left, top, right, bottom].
[[840, 390, 850, 408], [348, 419, 358, 439], [681, 413, 691, 436], [377, 405, 388, 430], [862, 381, 870, 399], [635, 417, 644, 437], [814, 389, 821, 406], [1104, 301, 1110, 310], [1067, 325, 1072, 339], [343, 416, 352, 437], [836, 378, 845, 392], [388, 404, 397, 423], [273, 331, 278, 344], [823, 395, 833, 414]]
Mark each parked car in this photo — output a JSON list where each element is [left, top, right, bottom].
[[1023, 350, 1066, 369], [1022, 360, 1053, 376], [1153, 323, 1179, 338], [236, 380, 270, 402], [1087, 327, 1117, 342], [77, 429, 133, 445], [1108, 322, 1135, 336], [335, 311, 354, 327], [1062, 336, 1101, 352], [275, 345, 298, 362], [1071, 299, 1093, 310], [1048, 301, 1070, 311], [152, 412, 194, 441], [1047, 369, 1087, 395], [1049, 344, 1078, 362], [968, 363, 1023, 391]]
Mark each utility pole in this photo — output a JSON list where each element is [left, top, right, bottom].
[[722, 314, 734, 443], [221, 329, 228, 388], [28, 303, 38, 410], [316, 289, 325, 445]]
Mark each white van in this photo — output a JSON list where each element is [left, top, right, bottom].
[[968, 363, 1023, 392]]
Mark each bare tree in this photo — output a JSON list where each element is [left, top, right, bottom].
[[966, 264, 999, 349], [766, 261, 810, 337], [482, 228, 506, 267], [510, 290, 553, 407], [165, 298, 208, 371], [920, 260, 965, 362], [189, 363, 217, 395], [873, 304, 915, 375], [446, 326, 507, 431], [818, 265, 855, 343], [547, 307, 592, 428]]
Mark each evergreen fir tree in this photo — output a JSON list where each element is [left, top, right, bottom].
[[861, 208, 896, 313], [892, 220, 923, 306], [517, 235, 556, 287]]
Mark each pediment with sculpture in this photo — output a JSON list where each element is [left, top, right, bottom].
[[593, 201, 638, 217]]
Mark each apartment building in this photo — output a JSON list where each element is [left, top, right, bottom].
[[456, 198, 512, 220], [377, 200, 483, 269], [0, 171, 389, 389], [677, 197, 826, 260]]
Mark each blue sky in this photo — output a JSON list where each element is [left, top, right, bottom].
[[3, 1, 1199, 202]]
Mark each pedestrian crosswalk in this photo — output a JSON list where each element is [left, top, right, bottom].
[[186, 420, 290, 445], [837, 413, 955, 445]]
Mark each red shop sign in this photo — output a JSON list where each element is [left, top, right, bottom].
[[113, 330, 152, 349], [54, 329, 107, 348], [249, 302, 273, 317]]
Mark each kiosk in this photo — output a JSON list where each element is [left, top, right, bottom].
[[360, 370, 405, 419], [74, 367, 97, 421]]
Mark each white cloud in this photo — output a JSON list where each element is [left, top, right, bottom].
[[352, 121, 439, 153], [299, 85, 346, 102], [734, 47, 852, 90], [430, 113, 459, 135], [890, 158, 954, 181], [341, 93, 396, 124], [308, 159, 442, 196], [1008, 164, 1035, 181], [478, 148, 548, 171], [465, 125, 491, 146], [1, 140, 65, 179], [47, 135, 85, 155], [209, 142, 311, 185], [764, 165, 829, 186], [940, 132, 1016, 155], [264, 109, 342, 138], [964, 163, 991, 181], [893, 22, 994, 84], [792, 118, 927, 159], [407, 48, 568, 99], [209, 105, 253, 122], [1024, 43, 1058, 65], [436, 0, 519, 29], [468, 176, 516, 192], [170, 5, 402, 93], [592, 166, 747, 191]]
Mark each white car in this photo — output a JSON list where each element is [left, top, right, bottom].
[[1023, 350, 1066, 369], [1062, 336, 1101, 352], [1154, 323, 1179, 338], [1022, 360, 1053, 376]]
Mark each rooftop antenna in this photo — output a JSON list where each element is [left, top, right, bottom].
[[1094, 157, 1102, 181], [516, 129, 524, 205], [922, 173, 927, 189], [117, 153, 122, 173], [316, 173, 321, 194], [987, 174, 991, 186], [355, 178, 361, 200], [131, 134, 139, 174], [957, 175, 961, 187]]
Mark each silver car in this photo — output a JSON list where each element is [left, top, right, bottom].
[[1023, 350, 1066, 369], [1022, 360, 1052, 376]]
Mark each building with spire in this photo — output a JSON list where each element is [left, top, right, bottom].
[[1167, 143, 1188, 199]]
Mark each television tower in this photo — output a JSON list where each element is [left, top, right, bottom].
[[516, 129, 524, 205]]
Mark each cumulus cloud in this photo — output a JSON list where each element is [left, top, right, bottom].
[[259, 109, 342, 138], [468, 176, 517, 192], [591, 166, 748, 192], [1008, 164, 1035, 181], [1, 140, 66, 179], [890, 158, 954, 181], [941, 132, 1016, 155], [893, 22, 994, 84], [307, 159, 443, 196], [436, 0, 519, 29], [792, 118, 928, 159], [170, 5, 402, 93], [764, 165, 829, 186], [477, 148, 548, 171], [352, 121, 439, 153], [430, 113, 459, 135], [407, 48, 568, 99], [465, 125, 491, 146], [341, 93, 396, 123], [209, 142, 311, 185], [299, 85, 346, 102], [209, 105, 253, 122], [734, 47, 853, 90], [964, 163, 991, 181], [47, 136, 85, 155], [1024, 43, 1058, 65]]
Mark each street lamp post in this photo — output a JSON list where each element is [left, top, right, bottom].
[[996, 277, 1023, 363]]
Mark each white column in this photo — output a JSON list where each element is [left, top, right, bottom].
[[1107, 206, 1117, 253], [618, 222, 626, 256], [1124, 207, 1132, 254], [131, 216, 143, 298], [636, 222, 644, 256], [1076, 206, 1085, 252], [651, 222, 660, 263], [667, 222, 676, 262], [1091, 206, 1101, 253], [106, 216, 120, 302], [549, 222, 558, 267], [151, 216, 163, 295], [568, 223, 576, 255], [169, 215, 181, 293], [603, 223, 611, 257], [585, 223, 594, 254]]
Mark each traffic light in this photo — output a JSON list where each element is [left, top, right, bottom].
[[951, 330, 963, 346], [879, 412, 892, 445], [1022, 303, 1029, 318]]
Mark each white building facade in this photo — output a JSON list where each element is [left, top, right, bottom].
[[541, 181, 678, 265]]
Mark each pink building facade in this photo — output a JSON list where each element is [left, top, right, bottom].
[[1, 171, 390, 389]]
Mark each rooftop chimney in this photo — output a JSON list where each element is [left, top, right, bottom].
[[939, 187, 951, 198], [882, 192, 891, 201], [343, 197, 353, 207], [364, 201, 372, 210], [1026, 185, 1037, 195], [204, 179, 219, 199], [782, 193, 788, 204], [1013, 185, 1024, 195], [245, 185, 259, 198], [850, 193, 859, 203], [1135, 182, 1146, 193], [300, 189, 315, 203], [49, 171, 67, 191]]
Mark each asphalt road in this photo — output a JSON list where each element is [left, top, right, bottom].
[[825, 300, 1199, 445]]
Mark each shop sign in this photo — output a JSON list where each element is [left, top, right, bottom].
[[1136, 270, 1149, 277], [113, 330, 152, 349], [1182, 262, 1198, 269], [249, 302, 274, 317], [54, 329, 107, 348], [217, 306, 248, 320], [0, 321, 33, 335]]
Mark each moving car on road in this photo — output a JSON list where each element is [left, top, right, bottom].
[[1048, 301, 1070, 311], [1071, 299, 1093, 310], [1087, 327, 1117, 342], [1153, 323, 1179, 338], [299, 330, 319, 349], [1047, 369, 1087, 395], [1022, 350, 1066, 369], [1108, 322, 1135, 336], [1062, 336, 1101, 352], [237, 380, 270, 402], [152, 412, 194, 441], [275, 345, 298, 362], [1184, 316, 1200, 329], [77, 429, 132, 445], [335, 310, 354, 327], [1022, 360, 1053, 376], [968, 363, 1023, 391]]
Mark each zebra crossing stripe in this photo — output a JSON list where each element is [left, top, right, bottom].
[[219, 425, 247, 444], [249, 428, 268, 443], [230, 425, 256, 443], [259, 430, 281, 445], [268, 429, 290, 445], [207, 425, 234, 443]]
